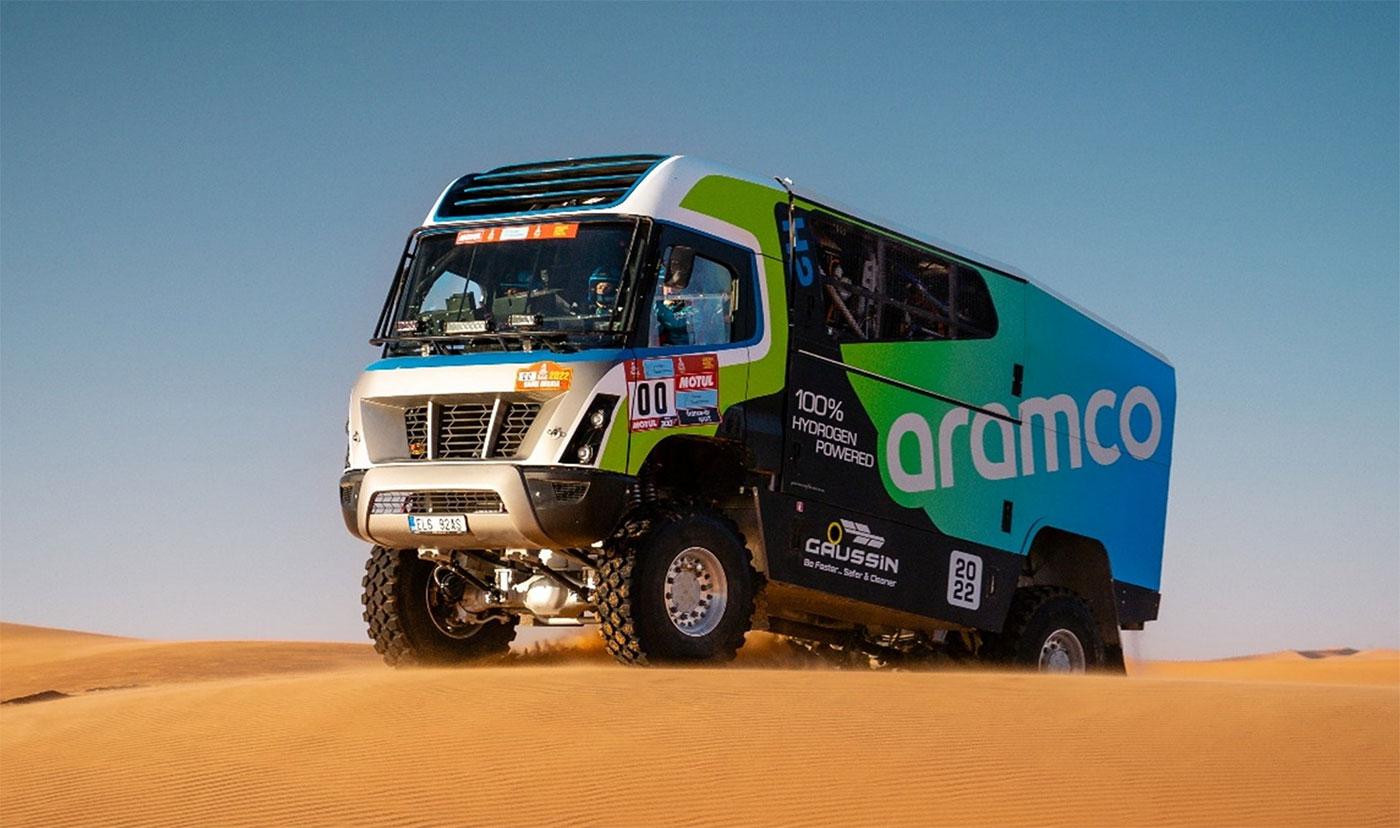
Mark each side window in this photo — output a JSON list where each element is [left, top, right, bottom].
[[813, 218, 881, 342], [650, 250, 736, 347], [952, 267, 998, 338], [645, 230, 755, 349], [880, 247, 998, 341], [811, 212, 998, 343]]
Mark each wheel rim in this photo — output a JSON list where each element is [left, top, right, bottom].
[[664, 546, 728, 637], [426, 569, 484, 640], [1039, 628, 1086, 673]]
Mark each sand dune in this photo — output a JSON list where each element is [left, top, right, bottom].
[[0, 623, 380, 701], [1131, 648, 1400, 686], [1, 623, 1396, 828]]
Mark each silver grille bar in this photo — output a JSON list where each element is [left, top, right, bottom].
[[481, 398, 505, 459]]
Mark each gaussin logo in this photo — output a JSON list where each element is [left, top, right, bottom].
[[803, 520, 899, 574], [886, 386, 1163, 492]]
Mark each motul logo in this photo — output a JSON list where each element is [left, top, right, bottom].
[[677, 374, 715, 390]]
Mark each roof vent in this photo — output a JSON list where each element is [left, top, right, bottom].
[[434, 154, 666, 221]]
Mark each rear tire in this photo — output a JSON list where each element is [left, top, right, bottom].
[[986, 586, 1105, 672], [596, 509, 754, 665], [362, 546, 517, 667]]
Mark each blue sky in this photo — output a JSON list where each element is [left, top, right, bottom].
[[2, 2, 1395, 660]]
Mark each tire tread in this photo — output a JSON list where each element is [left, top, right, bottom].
[[361, 546, 516, 667], [595, 507, 753, 666], [984, 585, 1105, 669]]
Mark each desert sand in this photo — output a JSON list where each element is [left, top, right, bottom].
[[1, 622, 1396, 828]]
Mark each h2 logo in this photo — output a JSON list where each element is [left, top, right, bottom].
[[781, 215, 815, 287]]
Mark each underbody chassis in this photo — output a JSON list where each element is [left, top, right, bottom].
[[344, 466, 1116, 672]]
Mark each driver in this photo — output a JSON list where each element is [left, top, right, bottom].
[[655, 281, 691, 345], [590, 268, 619, 315]]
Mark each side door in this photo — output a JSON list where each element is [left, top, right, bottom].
[[623, 224, 760, 474]]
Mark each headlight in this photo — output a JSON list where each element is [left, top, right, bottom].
[[560, 395, 619, 466]]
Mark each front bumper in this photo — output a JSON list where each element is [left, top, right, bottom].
[[339, 464, 632, 550]]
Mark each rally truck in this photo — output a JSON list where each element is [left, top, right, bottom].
[[340, 154, 1175, 670]]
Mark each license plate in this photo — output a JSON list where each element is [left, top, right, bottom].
[[407, 514, 468, 534]]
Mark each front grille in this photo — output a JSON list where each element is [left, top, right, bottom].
[[404, 406, 429, 459], [496, 402, 541, 456], [438, 403, 494, 459], [434, 154, 665, 220], [340, 481, 358, 510], [550, 481, 590, 504], [401, 397, 543, 460], [370, 490, 505, 515]]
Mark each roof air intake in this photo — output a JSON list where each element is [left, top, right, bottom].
[[434, 154, 667, 221]]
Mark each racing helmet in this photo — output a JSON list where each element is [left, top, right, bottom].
[[589, 267, 619, 312]]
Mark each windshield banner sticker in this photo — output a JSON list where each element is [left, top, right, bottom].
[[515, 361, 573, 392], [455, 223, 579, 246], [626, 354, 720, 431]]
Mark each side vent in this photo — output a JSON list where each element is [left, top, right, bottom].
[[435, 154, 666, 220]]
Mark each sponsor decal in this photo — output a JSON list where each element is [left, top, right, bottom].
[[455, 223, 579, 246], [395, 319, 419, 334], [626, 354, 720, 431], [514, 361, 572, 392], [801, 518, 899, 588], [886, 386, 1164, 493], [792, 388, 875, 468], [836, 518, 884, 549]]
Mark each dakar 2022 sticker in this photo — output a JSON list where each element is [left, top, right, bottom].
[[514, 361, 572, 392], [626, 353, 719, 432]]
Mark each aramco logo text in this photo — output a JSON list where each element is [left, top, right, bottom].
[[886, 386, 1164, 493]]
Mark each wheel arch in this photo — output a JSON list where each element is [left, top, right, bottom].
[[1021, 526, 1123, 651], [634, 434, 748, 498]]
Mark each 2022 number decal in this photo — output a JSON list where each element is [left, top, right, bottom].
[[947, 550, 982, 610]]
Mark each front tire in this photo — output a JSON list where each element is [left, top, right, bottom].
[[987, 586, 1105, 672], [596, 509, 754, 665], [361, 546, 517, 667]]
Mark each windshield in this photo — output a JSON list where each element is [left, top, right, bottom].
[[381, 220, 641, 354]]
